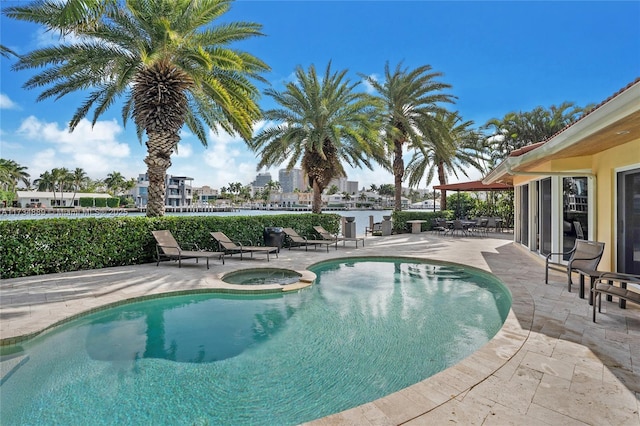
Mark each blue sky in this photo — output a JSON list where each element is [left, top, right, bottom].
[[1, 1, 639, 190]]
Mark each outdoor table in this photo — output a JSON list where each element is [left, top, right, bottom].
[[406, 220, 427, 233], [576, 268, 601, 304], [446, 220, 477, 229]]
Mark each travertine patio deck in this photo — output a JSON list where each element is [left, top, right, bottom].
[[1, 232, 639, 425]]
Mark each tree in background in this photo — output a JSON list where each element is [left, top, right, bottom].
[[0, 159, 30, 193], [7, 0, 269, 217], [364, 62, 454, 211], [483, 102, 590, 163], [251, 63, 387, 213], [104, 171, 126, 196], [405, 110, 486, 210]]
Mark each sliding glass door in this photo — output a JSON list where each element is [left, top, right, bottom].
[[617, 168, 640, 274], [519, 185, 529, 246], [539, 178, 552, 256], [562, 177, 589, 252]]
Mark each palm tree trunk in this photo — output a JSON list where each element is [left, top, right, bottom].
[[438, 161, 447, 211], [312, 180, 322, 214], [393, 141, 404, 211], [144, 132, 178, 217]]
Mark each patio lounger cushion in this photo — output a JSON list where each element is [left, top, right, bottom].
[[210, 231, 278, 261], [313, 225, 364, 248], [282, 228, 334, 252], [152, 230, 224, 269]]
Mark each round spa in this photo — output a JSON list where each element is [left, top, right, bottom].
[[219, 268, 315, 292]]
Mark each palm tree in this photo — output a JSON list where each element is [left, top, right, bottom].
[[6, 0, 269, 217], [483, 102, 587, 162], [364, 62, 454, 211], [50, 167, 71, 206], [0, 44, 18, 59], [104, 171, 125, 196], [34, 171, 55, 192], [251, 63, 387, 213], [0, 159, 30, 192], [70, 167, 88, 205], [406, 110, 487, 210]]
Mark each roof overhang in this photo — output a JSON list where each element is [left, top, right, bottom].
[[484, 79, 640, 185]]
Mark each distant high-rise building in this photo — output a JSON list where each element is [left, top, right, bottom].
[[346, 180, 359, 194], [327, 177, 357, 194], [279, 168, 304, 193], [254, 172, 272, 188]]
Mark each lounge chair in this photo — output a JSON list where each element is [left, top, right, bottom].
[[282, 227, 334, 252], [544, 239, 605, 292], [313, 225, 365, 248], [152, 230, 224, 269], [210, 231, 278, 261]]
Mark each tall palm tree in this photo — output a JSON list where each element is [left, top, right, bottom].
[[50, 167, 71, 205], [364, 62, 454, 211], [406, 110, 487, 210], [0, 159, 30, 192], [251, 63, 387, 213], [6, 0, 269, 217]]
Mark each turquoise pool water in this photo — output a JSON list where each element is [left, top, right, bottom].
[[0, 258, 511, 425]]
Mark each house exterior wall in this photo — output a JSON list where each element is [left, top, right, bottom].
[[512, 138, 640, 271]]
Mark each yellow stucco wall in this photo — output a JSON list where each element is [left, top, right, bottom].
[[593, 139, 640, 270], [511, 138, 640, 271]]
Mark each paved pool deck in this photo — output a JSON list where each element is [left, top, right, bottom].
[[1, 232, 639, 425]]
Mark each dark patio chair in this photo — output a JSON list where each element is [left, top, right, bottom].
[[152, 230, 224, 269], [545, 239, 605, 292], [450, 219, 468, 237]]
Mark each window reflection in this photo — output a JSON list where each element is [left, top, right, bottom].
[[563, 177, 589, 260]]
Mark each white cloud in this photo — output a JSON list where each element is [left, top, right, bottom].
[[173, 143, 192, 158], [0, 93, 19, 109], [16, 116, 134, 179]]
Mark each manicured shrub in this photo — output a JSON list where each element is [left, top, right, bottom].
[[0, 213, 341, 279]]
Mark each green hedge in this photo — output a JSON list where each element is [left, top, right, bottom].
[[0, 213, 340, 279], [391, 210, 454, 233], [79, 197, 120, 208]]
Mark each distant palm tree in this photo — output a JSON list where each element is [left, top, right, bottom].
[[70, 167, 88, 205], [104, 171, 125, 196], [364, 62, 454, 211], [0, 159, 30, 192], [251, 63, 387, 213], [6, 0, 269, 217], [483, 102, 587, 162], [51, 167, 71, 205], [406, 110, 486, 210], [34, 171, 54, 192]]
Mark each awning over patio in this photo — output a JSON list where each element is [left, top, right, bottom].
[[433, 180, 513, 192]]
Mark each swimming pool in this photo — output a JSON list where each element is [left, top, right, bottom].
[[0, 258, 511, 425]]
